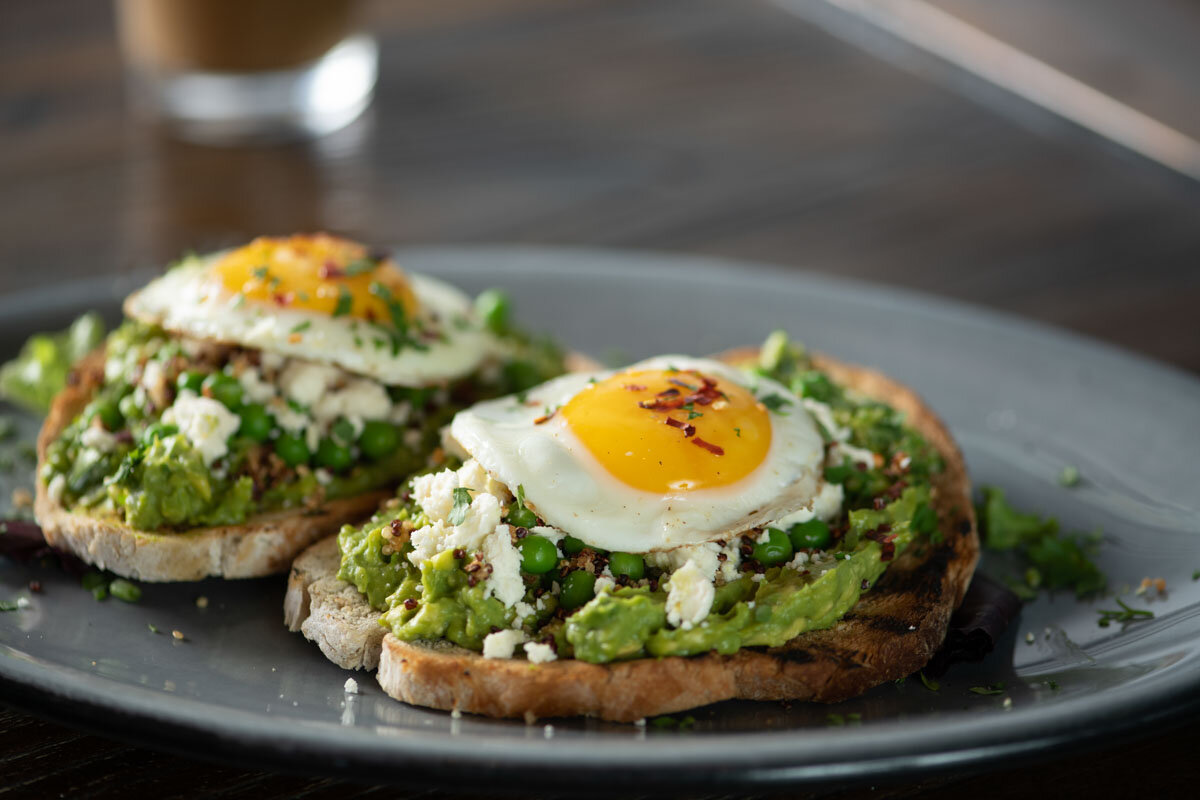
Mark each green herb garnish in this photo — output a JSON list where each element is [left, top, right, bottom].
[[1096, 598, 1153, 628], [918, 672, 939, 692], [0, 600, 21, 612], [968, 683, 1006, 695], [977, 487, 1105, 597], [344, 256, 379, 276], [826, 712, 862, 726], [333, 286, 353, 317], [1058, 465, 1080, 487], [448, 487, 474, 526], [759, 394, 791, 413], [290, 321, 312, 334], [109, 579, 142, 604]]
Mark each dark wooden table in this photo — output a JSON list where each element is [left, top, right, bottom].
[[2, 0, 1198, 797]]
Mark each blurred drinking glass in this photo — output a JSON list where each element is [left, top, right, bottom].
[[117, 0, 377, 145]]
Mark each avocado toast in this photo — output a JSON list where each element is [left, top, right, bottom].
[[286, 334, 978, 721], [33, 234, 567, 581]]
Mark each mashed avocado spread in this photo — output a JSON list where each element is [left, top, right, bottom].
[[42, 299, 564, 532], [338, 333, 945, 664]]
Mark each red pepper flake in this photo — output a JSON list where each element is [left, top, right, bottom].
[[665, 417, 696, 438], [273, 292, 292, 306], [668, 378, 698, 391], [861, 579, 870, 590], [692, 437, 724, 456], [534, 408, 557, 425], [28, 580, 42, 593], [656, 388, 680, 398], [403, 598, 418, 610], [319, 260, 345, 279], [623, 383, 647, 392]]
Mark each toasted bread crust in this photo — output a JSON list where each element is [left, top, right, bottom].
[[293, 349, 980, 720], [34, 349, 389, 582]]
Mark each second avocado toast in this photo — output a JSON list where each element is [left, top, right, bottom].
[[287, 333, 978, 721]]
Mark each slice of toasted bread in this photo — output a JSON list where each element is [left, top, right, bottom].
[[34, 349, 391, 582], [288, 350, 979, 721]]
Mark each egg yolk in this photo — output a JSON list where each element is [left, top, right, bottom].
[[560, 369, 772, 493], [212, 234, 418, 324]]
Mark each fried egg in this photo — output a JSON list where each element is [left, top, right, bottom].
[[449, 356, 824, 552], [124, 234, 494, 386]]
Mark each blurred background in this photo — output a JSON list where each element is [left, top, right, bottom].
[[1, 0, 1198, 371]]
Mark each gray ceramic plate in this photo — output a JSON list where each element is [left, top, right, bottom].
[[2, 246, 1199, 791]]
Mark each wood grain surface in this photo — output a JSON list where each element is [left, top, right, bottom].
[[1, 0, 1198, 797]]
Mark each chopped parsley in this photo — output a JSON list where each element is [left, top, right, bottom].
[[251, 266, 270, 280], [448, 487, 474, 526], [977, 487, 1106, 598], [344, 256, 380, 276], [289, 321, 311, 334], [733, 427, 741, 437], [826, 712, 862, 726], [918, 672, 940, 692], [758, 393, 791, 413], [333, 286, 353, 317], [968, 683, 1006, 695], [1058, 465, 1081, 487], [0, 600, 21, 612], [1096, 598, 1153, 628], [148, 623, 161, 634]]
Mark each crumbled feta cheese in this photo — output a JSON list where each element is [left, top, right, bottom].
[[80, 426, 119, 453], [594, 576, 616, 594], [312, 378, 391, 425], [528, 525, 565, 544], [238, 367, 277, 404], [271, 399, 308, 433], [665, 558, 715, 630], [390, 402, 412, 425], [412, 469, 459, 523], [482, 629, 525, 659], [278, 361, 343, 407], [344, 678, 359, 694], [831, 442, 877, 469], [314, 468, 333, 486], [483, 523, 524, 607], [775, 481, 845, 527], [16, 597, 31, 610], [524, 642, 557, 663], [456, 459, 512, 507], [403, 428, 423, 449], [162, 390, 240, 464]]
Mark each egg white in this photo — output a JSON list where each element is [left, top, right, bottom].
[[449, 355, 825, 553], [124, 253, 495, 386]]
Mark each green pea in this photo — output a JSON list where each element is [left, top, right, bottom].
[[559, 569, 596, 610], [474, 289, 511, 334], [359, 420, 399, 460], [519, 535, 558, 574], [142, 422, 178, 443], [202, 372, 244, 410], [274, 433, 311, 467], [237, 403, 275, 443], [507, 506, 538, 529], [315, 437, 353, 472], [608, 552, 644, 580], [88, 398, 123, 431], [560, 535, 586, 556], [788, 519, 832, 550], [752, 527, 794, 566], [176, 370, 205, 394]]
